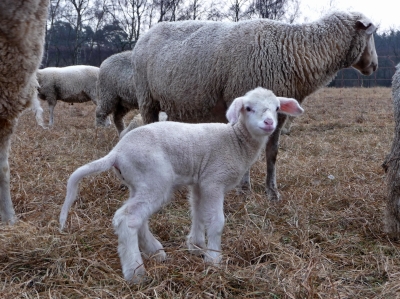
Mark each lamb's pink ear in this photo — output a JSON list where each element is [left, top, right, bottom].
[[226, 96, 244, 124], [277, 97, 304, 116]]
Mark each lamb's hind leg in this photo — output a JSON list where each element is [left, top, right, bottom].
[[113, 187, 169, 282], [138, 220, 166, 261], [0, 119, 16, 224]]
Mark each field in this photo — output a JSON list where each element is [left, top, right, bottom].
[[1, 87, 399, 298]]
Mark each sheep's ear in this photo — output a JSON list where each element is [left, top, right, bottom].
[[277, 97, 304, 116], [356, 19, 376, 35], [226, 96, 244, 124]]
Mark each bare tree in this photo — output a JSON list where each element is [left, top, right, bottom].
[[227, 0, 251, 22], [248, 0, 289, 20], [108, 0, 149, 48], [44, 0, 62, 67], [62, 0, 93, 64]]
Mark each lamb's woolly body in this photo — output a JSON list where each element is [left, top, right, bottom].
[[96, 51, 138, 134], [37, 65, 99, 125], [385, 64, 400, 236], [0, 0, 49, 224], [132, 11, 378, 199], [59, 87, 304, 282]]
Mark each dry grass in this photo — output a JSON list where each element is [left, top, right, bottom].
[[1, 88, 399, 298]]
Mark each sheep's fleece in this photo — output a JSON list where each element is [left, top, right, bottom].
[[0, 0, 49, 224], [132, 10, 378, 200], [37, 65, 99, 126], [59, 87, 304, 282]]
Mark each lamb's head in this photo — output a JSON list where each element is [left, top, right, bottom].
[[226, 87, 304, 138], [351, 15, 378, 76]]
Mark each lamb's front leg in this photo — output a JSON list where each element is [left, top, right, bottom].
[[187, 185, 206, 256], [191, 185, 225, 265], [0, 121, 16, 225]]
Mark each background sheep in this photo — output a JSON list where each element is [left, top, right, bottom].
[[0, 0, 49, 224], [384, 64, 400, 237], [59, 87, 304, 282], [132, 11, 378, 201], [37, 65, 99, 126], [96, 51, 138, 134]]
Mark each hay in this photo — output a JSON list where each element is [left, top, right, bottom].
[[1, 88, 399, 298]]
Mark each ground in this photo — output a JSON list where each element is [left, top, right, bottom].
[[0, 87, 398, 298]]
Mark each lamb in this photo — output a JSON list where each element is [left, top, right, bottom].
[[59, 87, 304, 282], [37, 65, 99, 126], [384, 64, 400, 237], [132, 11, 378, 201], [0, 0, 49, 224], [95, 51, 139, 134]]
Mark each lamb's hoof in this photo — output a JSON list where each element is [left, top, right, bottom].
[[187, 241, 206, 257], [204, 252, 222, 266], [151, 250, 167, 262], [1, 214, 16, 225], [266, 188, 281, 201], [124, 265, 147, 284]]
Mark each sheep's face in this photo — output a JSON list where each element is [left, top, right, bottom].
[[226, 87, 304, 138], [351, 21, 378, 76]]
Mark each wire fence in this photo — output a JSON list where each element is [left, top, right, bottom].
[[330, 56, 400, 87]]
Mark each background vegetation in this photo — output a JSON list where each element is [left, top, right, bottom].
[[42, 0, 400, 87]]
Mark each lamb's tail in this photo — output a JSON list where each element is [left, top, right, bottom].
[[59, 153, 116, 230]]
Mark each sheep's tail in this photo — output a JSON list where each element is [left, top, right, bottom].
[[59, 153, 116, 230]]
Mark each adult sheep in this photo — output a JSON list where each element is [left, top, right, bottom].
[[96, 51, 138, 134], [37, 65, 99, 126], [132, 11, 378, 201], [384, 64, 400, 237], [0, 0, 49, 224]]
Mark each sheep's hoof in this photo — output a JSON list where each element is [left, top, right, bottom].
[[280, 127, 291, 135], [187, 241, 206, 257], [236, 180, 252, 194], [266, 187, 281, 201]]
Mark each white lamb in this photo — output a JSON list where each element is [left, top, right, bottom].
[[132, 11, 378, 201], [59, 87, 304, 282], [0, 0, 49, 224], [37, 65, 99, 126]]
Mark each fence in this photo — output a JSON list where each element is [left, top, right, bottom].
[[330, 56, 400, 87]]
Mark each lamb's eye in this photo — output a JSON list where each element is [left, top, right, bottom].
[[276, 106, 280, 111], [246, 106, 252, 112]]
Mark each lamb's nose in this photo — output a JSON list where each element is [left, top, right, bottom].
[[264, 119, 273, 125]]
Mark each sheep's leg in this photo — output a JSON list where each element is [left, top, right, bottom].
[[0, 120, 16, 224], [138, 220, 166, 261], [48, 101, 56, 126], [187, 185, 206, 256], [265, 114, 286, 201], [113, 105, 130, 135], [281, 116, 294, 135]]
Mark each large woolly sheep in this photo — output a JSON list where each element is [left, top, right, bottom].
[[59, 87, 304, 282], [132, 11, 378, 200], [384, 64, 400, 237], [37, 65, 99, 126], [96, 51, 138, 134], [0, 0, 49, 224]]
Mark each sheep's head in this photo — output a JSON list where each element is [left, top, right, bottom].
[[351, 18, 378, 76], [226, 87, 304, 138]]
